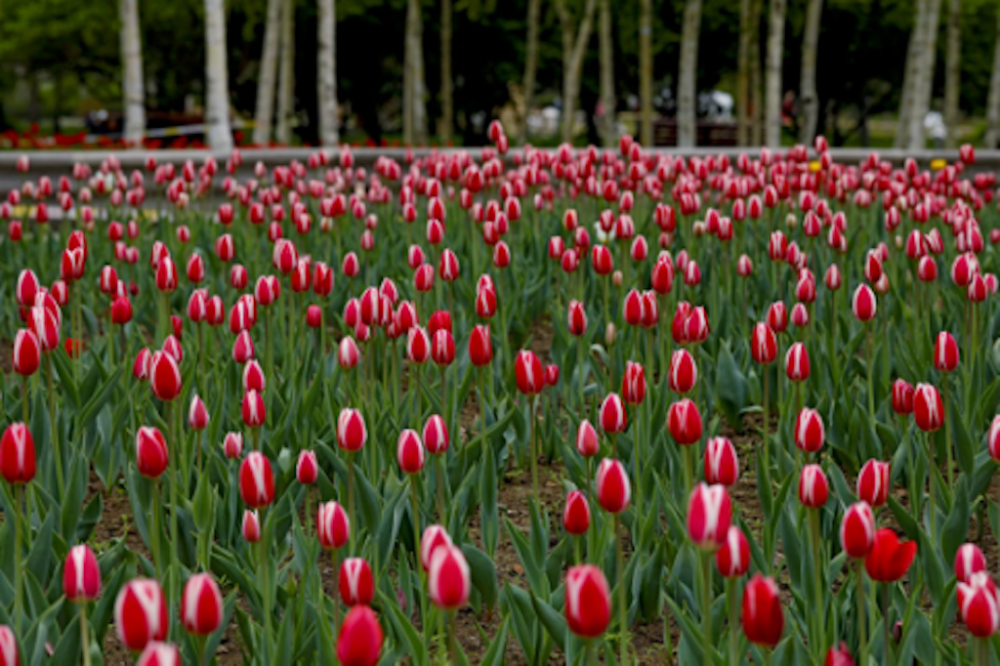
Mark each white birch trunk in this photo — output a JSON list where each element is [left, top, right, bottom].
[[598, 0, 615, 147], [944, 0, 961, 148], [318, 0, 339, 146], [639, 0, 653, 146], [798, 0, 822, 145], [439, 0, 453, 144], [557, 0, 598, 144], [253, 0, 282, 146], [276, 0, 295, 145], [120, 0, 145, 148], [406, 0, 427, 144], [737, 0, 752, 146], [204, 0, 233, 153], [764, 0, 786, 147], [520, 0, 542, 144], [985, 7, 1000, 148], [895, 1, 924, 148], [677, 0, 702, 148], [907, 0, 942, 150]]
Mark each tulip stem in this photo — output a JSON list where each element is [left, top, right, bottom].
[[151, 479, 163, 576], [530, 395, 539, 503], [331, 547, 340, 640], [942, 379, 954, 491], [348, 452, 356, 551], [46, 355, 66, 496], [21, 376, 28, 433], [585, 640, 598, 666], [435, 454, 446, 527], [448, 611, 459, 665], [169, 400, 180, 638], [762, 366, 770, 483], [926, 431, 937, 540], [867, 326, 875, 424], [701, 551, 712, 664], [726, 577, 739, 666], [577, 337, 586, 417], [79, 603, 92, 666], [14, 484, 23, 640], [615, 513, 629, 665], [882, 582, 893, 666], [857, 558, 868, 666], [259, 528, 273, 663], [809, 508, 825, 663]]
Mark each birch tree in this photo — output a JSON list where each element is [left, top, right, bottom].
[[598, 0, 615, 147], [944, 0, 960, 147], [520, 0, 542, 144], [119, 0, 145, 148], [276, 0, 295, 145], [677, 0, 702, 147], [798, 0, 822, 145], [204, 0, 233, 153], [555, 0, 598, 144], [895, 1, 925, 148], [750, 0, 763, 144], [253, 0, 282, 145], [639, 0, 653, 146], [317, 0, 339, 146], [907, 0, 942, 150], [440, 0, 453, 144], [985, 6, 1000, 148], [737, 0, 752, 145], [764, 0, 786, 147], [404, 0, 427, 144]]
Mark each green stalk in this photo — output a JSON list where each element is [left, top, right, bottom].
[[530, 396, 538, 503], [79, 604, 92, 666], [927, 429, 937, 540], [331, 546, 340, 640], [436, 454, 447, 527], [810, 509, 825, 663], [348, 452, 356, 551], [168, 401, 180, 637], [857, 559, 868, 666], [259, 524, 273, 663], [701, 551, 713, 664], [615, 513, 629, 664], [727, 577, 739, 666], [867, 326, 875, 424], [943, 378, 954, 491], [882, 583, 893, 666], [151, 479, 163, 576], [14, 484, 24, 639], [762, 367, 770, 482], [46, 355, 65, 496]]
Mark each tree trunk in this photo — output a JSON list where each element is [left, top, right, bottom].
[[737, 0, 752, 146], [677, 0, 702, 148], [556, 0, 598, 144], [276, 0, 295, 145], [119, 0, 146, 148], [253, 0, 282, 145], [798, 0, 822, 145], [944, 0, 961, 147], [764, 0, 786, 147], [439, 0, 453, 144], [405, 0, 427, 144], [520, 0, 542, 144], [907, 0, 942, 150], [317, 0, 339, 146], [598, 0, 615, 147], [204, 0, 233, 153], [749, 0, 764, 145], [639, 0, 653, 146], [985, 6, 1000, 148], [895, 1, 924, 148]]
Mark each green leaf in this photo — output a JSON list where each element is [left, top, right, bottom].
[[941, 477, 970, 565], [480, 617, 509, 666], [714, 342, 749, 430], [480, 447, 498, 557], [530, 589, 567, 647], [461, 544, 499, 610]]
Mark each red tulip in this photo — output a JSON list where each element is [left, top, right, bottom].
[[149, 351, 182, 401], [135, 426, 168, 479], [621, 361, 646, 405], [339, 337, 360, 369], [864, 528, 917, 582], [469, 325, 493, 367], [241, 389, 266, 428], [514, 350, 544, 396], [223, 433, 243, 460], [428, 545, 471, 610], [420, 525, 453, 570], [181, 573, 223, 636], [785, 342, 810, 382], [16, 269, 39, 307], [955, 543, 987, 583], [28, 305, 60, 352], [242, 361, 266, 394], [337, 605, 383, 666], [687, 482, 732, 550], [565, 565, 611, 638], [114, 579, 168, 651], [840, 501, 876, 558], [913, 383, 944, 432], [742, 574, 784, 647], [306, 305, 322, 329], [296, 450, 318, 485], [576, 420, 599, 457], [430, 330, 455, 366], [317, 501, 350, 550], [135, 642, 181, 666], [0, 422, 36, 483], [825, 642, 855, 666], [933, 331, 960, 373], [715, 525, 750, 578], [766, 302, 787, 334], [338, 557, 375, 607], [111, 296, 133, 325], [422, 415, 450, 455], [238, 452, 275, 508], [668, 349, 697, 394], [794, 407, 825, 453], [596, 458, 631, 513], [704, 437, 738, 487], [599, 393, 627, 434], [187, 394, 209, 431], [337, 408, 367, 452], [12, 329, 40, 377], [63, 544, 101, 602], [242, 509, 261, 542], [799, 464, 829, 508], [562, 490, 591, 535], [852, 284, 877, 322], [0, 625, 15, 666], [857, 459, 890, 507], [407, 326, 431, 364], [397, 429, 425, 474], [751, 322, 777, 364], [891, 379, 914, 415], [667, 398, 703, 446], [958, 573, 1000, 638]]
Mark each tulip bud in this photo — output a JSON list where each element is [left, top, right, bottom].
[[667, 398, 703, 446], [852, 284, 877, 322], [891, 379, 914, 415], [913, 383, 944, 432], [135, 426, 168, 479], [469, 325, 493, 367], [564, 565, 611, 638], [337, 408, 367, 452], [238, 452, 275, 508], [188, 394, 209, 431], [338, 558, 375, 607], [12, 329, 41, 377], [742, 574, 784, 647], [840, 501, 876, 558], [704, 437, 738, 487], [428, 545, 471, 610], [668, 349, 697, 394], [958, 572, 1000, 638], [241, 389, 266, 428], [297, 450, 319, 485], [576, 419, 600, 457], [857, 459, 890, 507], [114, 579, 168, 652], [751, 322, 778, 364], [422, 415, 450, 455], [223, 432, 243, 460], [785, 342, 810, 382], [794, 407, 825, 453], [596, 458, 631, 513], [242, 509, 261, 542], [397, 429, 425, 474], [420, 524, 453, 570], [687, 482, 732, 550], [181, 573, 223, 636], [136, 642, 181, 666], [715, 525, 750, 578], [149, 351, 182, 401], [0, 626, 15, 666], [864, 528, 917, 583], [337, 605, 384, 666], [514, 350, 544, 396], [955, 543, 987, 583], [63, 544, 101, 602], [933, 331, 960, 373], [562, 490, 591, 535], [317, 501, 350, 550]]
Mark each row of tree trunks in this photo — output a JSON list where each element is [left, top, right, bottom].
[[275, 0, 296, 145], [764, 0, 786, 147], [639, 0, 653, 146], [439, 0, 453, 145], [944, 0, 961, 148]]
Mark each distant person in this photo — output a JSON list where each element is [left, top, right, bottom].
[[924, 111, 946, 149]]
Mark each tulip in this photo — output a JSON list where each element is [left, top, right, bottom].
[[423, 415, 450, 455], [857, 459, 890, 507], [667, 398, 703, 446], [599, 392, 627, 440], [64, 544, 101, 602], [841, 502, 876, 558], [397, 429, 425, 474], [241, 389, 266, 429], [826, 642, 855, 666], [296, 450, 318, 485], [317, 501, 350, 550], [715, 525, 750, 578], [181, 573, 223, 636], [785, 341, 810, 382], [469, 324, 493, 367], [575, 419, 600, 458], [852, 284, 877, 322], [114, 579, 168, 652], [565, 565, 611, 643], [338, 558, 375, 607], [420, 525, 453, 571], [958, 572, 1000, 639], [514, 349, 544, 396], [223, 432, 243, 460], [239, 452, 275, 508], [865, 528, 917, 582], [337, 606, 383, 666], [562, 490, 591, 538], [668, 348, 698, 394], [891, 379, 914, 415], [596, 458, 630, 514], [621, 361, 646, 405], [751, 322, 777, 364], [149, 351, 182, 402], [913, 383, 944, 432], [704, 437, 738, 487], [687, 483, 732, 551], [742, 574, 784, 648], [955, 543, 987, 583], [12, 329, 40, 377], [799, 464, 829, 508], [136, 426, 168, 479], [135, 642, 181, 666], [337, 408, 367, 452], [933, 331, 959, 373], [428, 545, 471, 610], [242, 509, 261, 543], [567, 300, 587, 336], [0, 625, 14, 666]]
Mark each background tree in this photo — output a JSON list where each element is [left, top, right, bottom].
[[638, 0, 653, 146], [519, 0, 542, 144], [944, 0, 961, 147], [440, 0, 453, 144], [737, 0, 752, 145], [119, 0, 145, 147], [677, 0, 702, 147], [765, 0, 786, 146], [798, 0, 822, 144], [598, 0, 615, 146], [404, 0, 427, 144], [317, 0, 339, 146], [555, 0, 598, 144], [907, 0, 942, 149], [204, 0, 233, 152], [985, 4, 1000, 147], [276, 0, 296, 144], [253, 0, 283, 145]]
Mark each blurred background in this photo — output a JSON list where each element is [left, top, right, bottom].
[[0, 0, 997, 151]]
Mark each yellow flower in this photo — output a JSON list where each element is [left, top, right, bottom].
[[930, 158, 947, 171], [808, 160, 821, 173]]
